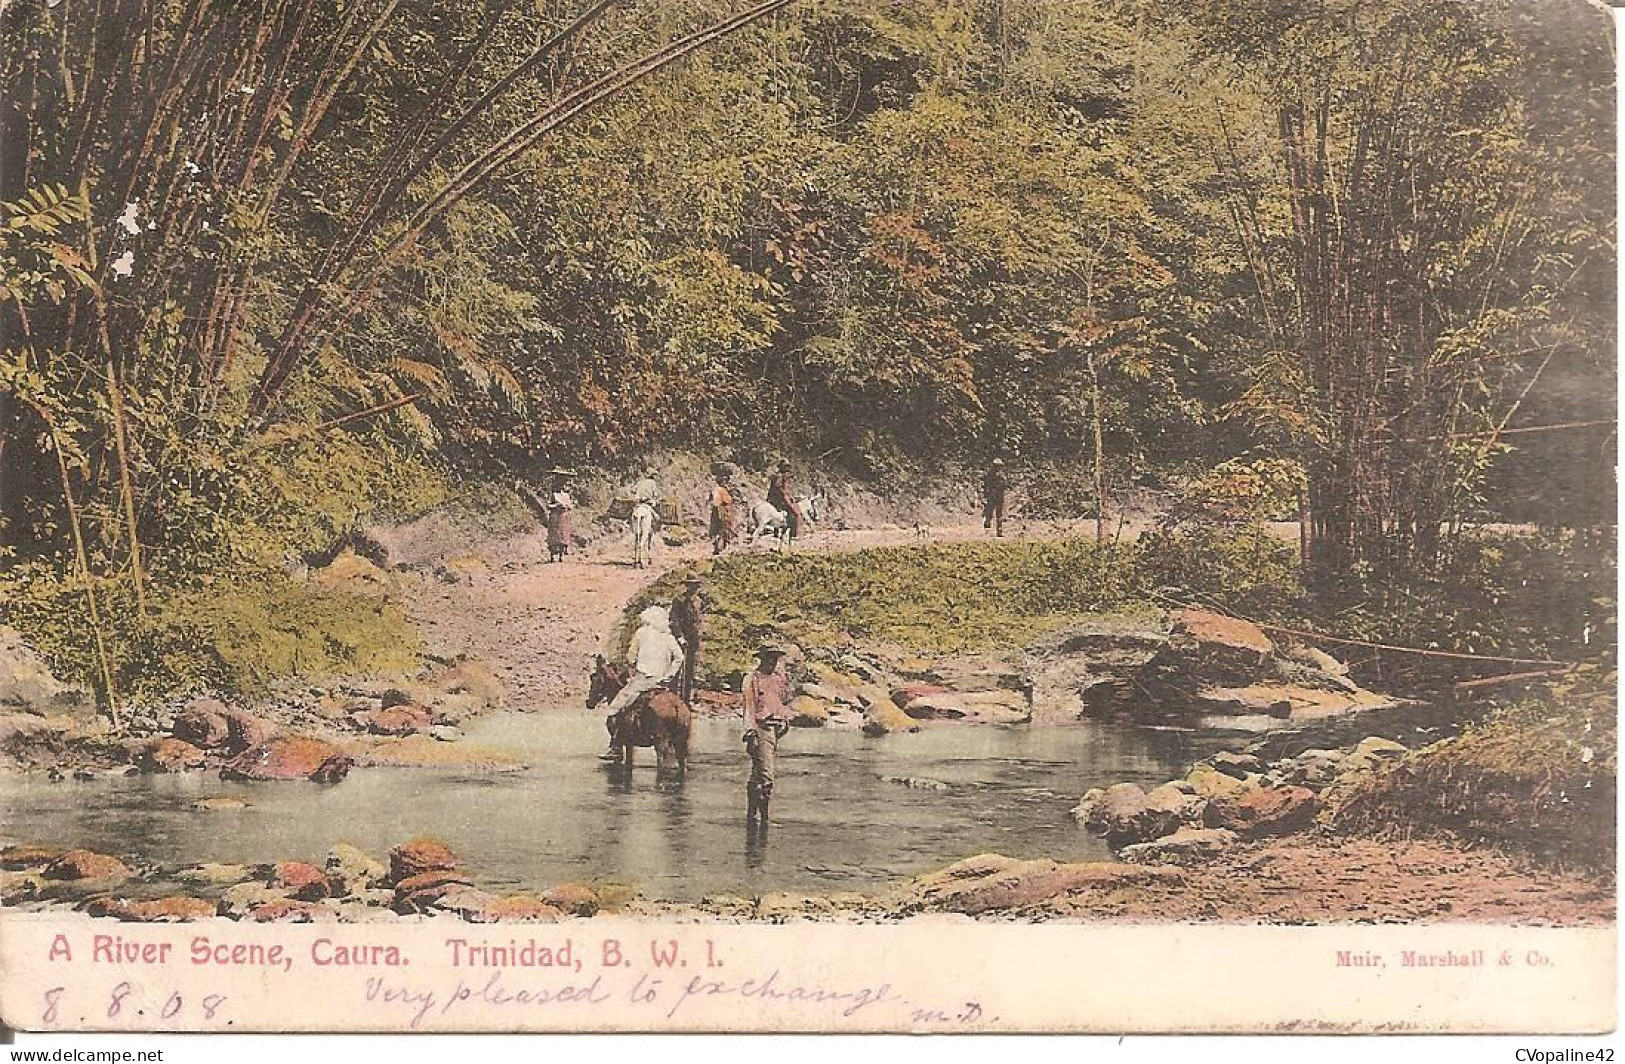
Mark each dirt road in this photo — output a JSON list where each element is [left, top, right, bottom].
[[394, 515, 1101, 710]]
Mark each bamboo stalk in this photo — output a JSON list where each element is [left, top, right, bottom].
[[105, 362, 147, 620]]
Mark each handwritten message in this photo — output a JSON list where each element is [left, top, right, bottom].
[[2, 918, 1612, 1034]]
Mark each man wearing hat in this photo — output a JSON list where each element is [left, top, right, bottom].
[[742, 641, 794, 822], [982, 458, 1009, 538], [600, 605, 685, 760], [669, 576, 704, 704], [766, 461, 804, 543]]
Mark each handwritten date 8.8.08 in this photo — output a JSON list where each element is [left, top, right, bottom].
[[41, 982, 228, 1028]]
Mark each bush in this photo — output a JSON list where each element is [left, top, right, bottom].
[[1327, 669, 1617, 874]]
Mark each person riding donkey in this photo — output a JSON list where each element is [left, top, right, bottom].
[[600, 605, 684, 761], [766, 461, 805, 543]]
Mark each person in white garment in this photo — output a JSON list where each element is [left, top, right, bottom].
[[600, 605, 684, 759]]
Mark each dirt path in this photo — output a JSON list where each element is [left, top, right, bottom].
[[393, 516, 1103, 710]]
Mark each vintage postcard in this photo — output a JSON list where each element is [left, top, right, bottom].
[[0, 0, 1615, 1037]]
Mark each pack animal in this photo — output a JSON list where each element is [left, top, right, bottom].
[[746, 494, 822, 550], [585, 656, 692, 775], [629, 502, 656, 569]]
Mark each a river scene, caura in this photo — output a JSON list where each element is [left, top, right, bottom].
[[3, 711, 1208, 898], [2, 699, 1458, 900]]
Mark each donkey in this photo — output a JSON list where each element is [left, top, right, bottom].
[[746, 494, 822, 550], [629, 502, 657, 569], [585, 656, 692, 775]]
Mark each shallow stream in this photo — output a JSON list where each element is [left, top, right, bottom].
[[1, 700, 1462, 900]]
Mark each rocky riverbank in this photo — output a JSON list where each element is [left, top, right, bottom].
[[4, 818, 1610, 927]]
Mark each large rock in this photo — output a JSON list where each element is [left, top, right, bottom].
[[389, 837, 457, 884], [172, 699, 232, 749], [905, 853, 1183, 915], [896, 689, 1031, 725], [326, 843, 387, 895], [1203, 786, 1320, 837], [86, 896, 218, 922], [476, 895, 562, 923], [1208, 750, 1264, 778], [1142, 782, 1205, 831], [425, 657, 505, 710], [541, 882, 601, 917], [1, 844, 62, 870], [44, 850, 131, 881], [1079, 782, 1169, 846], [858, 685, 919, 736], [138, 737, 208, 773], [0, 626, 90, 713], [1170, 609, 1275, 680], [789, 695, 832, 728], [352, 704, 432, 736], [223, 735, 351, 783], [1186, 763, 1261, 800], [269, 861, 331, 901], [222, 708, 273, 754], [1120, 827, 1240, 864]]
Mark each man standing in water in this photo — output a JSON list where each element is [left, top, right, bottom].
[[669, 575, 704, 704], [742, 642, 793, 824], [600, 605, 684, 760], [982, 457, 1009, 537]]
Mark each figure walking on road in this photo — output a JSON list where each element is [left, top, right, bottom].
[[709, 470, 737, 555], [742, 641, 793, 825], [982, 458, 1009, 537], [669, 575, 704, 704], [546, 469, 576, 561]]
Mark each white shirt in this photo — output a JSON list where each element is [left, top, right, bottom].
[[635, 477, 660, 504], [628, 623, 683, 681]]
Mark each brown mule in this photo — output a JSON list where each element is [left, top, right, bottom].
[[585, 656, 692, 776]]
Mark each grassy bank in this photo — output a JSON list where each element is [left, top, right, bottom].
[[625, 538, 1158, 685], [1326, 669, 1617, 874]]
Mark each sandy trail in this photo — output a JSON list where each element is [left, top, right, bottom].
[[395, 515, 1118, 710]]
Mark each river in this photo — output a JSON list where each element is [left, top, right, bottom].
[[2, 711, 1249, 900]]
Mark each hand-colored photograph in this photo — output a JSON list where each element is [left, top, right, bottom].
[[0, 0, 1615, 1036]]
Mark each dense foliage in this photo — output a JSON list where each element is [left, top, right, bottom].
[[0, 0, 1612, 704]]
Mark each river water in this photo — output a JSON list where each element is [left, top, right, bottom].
[[1, 711, 1254, 900]]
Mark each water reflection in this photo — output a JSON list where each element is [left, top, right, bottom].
[[2, 708, 1271, 900]]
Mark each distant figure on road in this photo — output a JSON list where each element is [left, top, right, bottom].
[[983, 458, 1009, 537], [601, 605, 684, 760], [630, 468, 660, 569], [742, 641, 793, 825], [767, 461, 805, 542], [709, 470, 737, 555], [546, 469, 576, 561], [669, 575, 704, 704]]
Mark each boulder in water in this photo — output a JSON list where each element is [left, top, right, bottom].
[[223, 735, 351, 783], [389, 837, 457, 884]]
